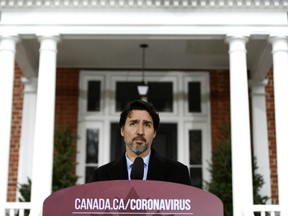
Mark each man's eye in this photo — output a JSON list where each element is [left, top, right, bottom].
[[145, 123, 151, 127]]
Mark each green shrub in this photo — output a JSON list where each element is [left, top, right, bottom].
[[205, 125, 269, 216], [18, 125, 79, 203], [52, 125, 78, 192]]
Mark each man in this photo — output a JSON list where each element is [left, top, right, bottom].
[[93, 100, 191, 186]]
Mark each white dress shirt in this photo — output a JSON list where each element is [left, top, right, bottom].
[[126, 151, 151, 180]]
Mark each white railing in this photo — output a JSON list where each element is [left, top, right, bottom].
[[3, 202, 31, 216], [252, 205, 281, 216], [2, 203, 282, 216]]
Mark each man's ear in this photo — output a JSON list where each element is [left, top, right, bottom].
[[153, 131, 157, 138], [120, 127, 124, 137]]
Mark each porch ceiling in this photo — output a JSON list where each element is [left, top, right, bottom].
[[16, 37, 271, 79]]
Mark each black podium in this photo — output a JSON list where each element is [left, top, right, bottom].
[[43, 180, 223, 216]]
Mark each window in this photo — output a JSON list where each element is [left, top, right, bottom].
[[147, 82, 173, 112], [85, 129, 99, 183], [115, 81, 173, 112], [189, 130, 203, 188], [183, 74, 209, 115], [76, 121, 103, 184], [184, 121, 211, 189], [116, 82, 142, 111], [87, 81, 101, 112], [188, 82, 201, 112]]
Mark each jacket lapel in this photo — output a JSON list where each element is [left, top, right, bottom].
[[107, 153, 128, 180], [106, 149, 171, 181], [147, 149, 170, 181]]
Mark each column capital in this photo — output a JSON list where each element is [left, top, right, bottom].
[[0, 35, 19, 52], [269, 36, 288, 54], [37, 34, 61, 43], [225, 34, 249, 44], [37, 35, 60, 53], [225, 35, 249, 54], [249, 79, 268, 96], [21, 77, 38, 94]]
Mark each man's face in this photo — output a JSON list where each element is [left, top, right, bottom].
[[121, 110, 156, 158]]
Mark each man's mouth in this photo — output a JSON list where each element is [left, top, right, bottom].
[[133, 137, 146, 143]]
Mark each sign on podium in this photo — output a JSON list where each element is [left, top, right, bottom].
[[43, 180, 223, 216]]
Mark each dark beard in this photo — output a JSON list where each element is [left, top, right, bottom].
[[127, 137, 149, 155]]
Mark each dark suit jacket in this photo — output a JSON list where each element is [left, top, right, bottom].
[[92, 149, 191, 186]]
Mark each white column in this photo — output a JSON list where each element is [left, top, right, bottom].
[[0, 36, 18, 208], [226, 36, 254, 216], [17, 77, 37, 186], [249, 80, 271, 202], [269, 36, 288, 216], [30, 36, 59, 216]]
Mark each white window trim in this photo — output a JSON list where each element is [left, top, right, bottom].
[[78, 72, 105, 118], [183, 72, 210, 117], [76, 121, 104, 184], [182, 121, 212, 186]]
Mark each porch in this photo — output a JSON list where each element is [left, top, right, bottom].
[[1, 1, 288, 216]]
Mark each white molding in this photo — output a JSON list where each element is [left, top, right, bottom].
[[1, 0, 288, 9]]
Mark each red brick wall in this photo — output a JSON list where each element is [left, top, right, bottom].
[[54, 68, 80, 170], [54, 68, 79, 130], [210, 70, 231, 149], [8, 65, 24, 201], [265, 68, 278, 204]]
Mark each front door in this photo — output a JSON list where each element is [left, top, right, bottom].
[[77, 71, 211, 188]]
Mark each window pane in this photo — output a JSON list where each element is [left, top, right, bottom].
[[188, 82, 201, 112], [86, 129, 99, 163], [87, 81, 101, 111], [116, 82, 141, 111], [190, 167, 203, 188], [116, 81, 173, 112], [110, 123, 125, 161], [189, 130, 202, 165], [148, 82, 173, 112], [85, 166, 96, 183]]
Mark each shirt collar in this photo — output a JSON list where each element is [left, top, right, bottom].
[[126, 151, 151, 168]]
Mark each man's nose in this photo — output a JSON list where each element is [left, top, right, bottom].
[[136, 124, 144, 135]]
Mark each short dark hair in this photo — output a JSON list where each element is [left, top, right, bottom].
[[119, 100, 160, 131]]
